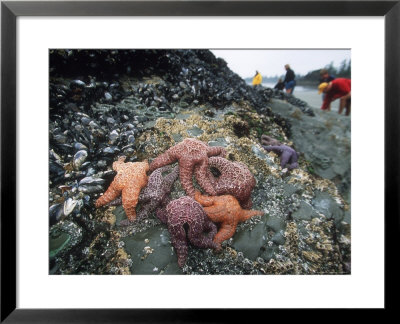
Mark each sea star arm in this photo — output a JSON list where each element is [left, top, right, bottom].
[[288, 162, 299, 170], [112, 156, 126, 172], [163, 165, 179, 188], [207, 146, 226, 158], [149, 148, 177, 172], [280, 150, 292, 169], [121, 185, 141, 221], [136, 200, 157, 219], [157, 165, 173, 174], [261, 135, 281, 146], [240, 197, 253, 210], [287, 152, 299, 170], [105, 196, 123, 207], [159, 195, 172, 209], [194, 191, 215, 207], [213, 222, 236, 250], [203, 220, 218, 249], [169, 225, 189, 268], [193, 164, 217, 195], [187, 222, 217, 249], [194, 159, 217, 196], [139, 187, 152, 202], [95, 182, 121, 207], [178, 160, 197, 197], [240, 209, 264, 222], [156, 207, 168, 224]]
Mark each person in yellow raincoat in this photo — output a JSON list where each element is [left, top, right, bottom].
[[252, 71, 262, 87]]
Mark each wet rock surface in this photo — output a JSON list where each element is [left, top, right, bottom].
[[268, 99, 351, 202], [49, 49, 350, 275]]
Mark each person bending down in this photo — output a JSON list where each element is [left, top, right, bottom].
[[318, 78, 351, 116]]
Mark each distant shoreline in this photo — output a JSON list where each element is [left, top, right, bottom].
[[295, 80, 319, 87], [245, 79, 318, 88]]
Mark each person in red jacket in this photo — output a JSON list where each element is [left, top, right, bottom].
[[318, 78, 351, 115]]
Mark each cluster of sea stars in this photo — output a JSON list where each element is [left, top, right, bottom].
[[95, 138, 265, 267]]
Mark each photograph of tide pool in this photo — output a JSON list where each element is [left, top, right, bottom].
[[49, 49, 351, 274]]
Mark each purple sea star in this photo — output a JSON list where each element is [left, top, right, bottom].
[[149, 138, 226, 197], [194, 156, 256, 209], [261, 134, 282, 146], [136, 165, 179, 219], [262, 145, 299, 170], [156, 196, 218, 268], [108, 165, 179, 226]]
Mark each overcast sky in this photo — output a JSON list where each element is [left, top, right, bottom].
[[211, 49, 351, 78]]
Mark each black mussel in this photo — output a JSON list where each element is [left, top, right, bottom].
[[73, 142, 88, 151], [73, 150, 88, 170], [79, 176, 106, 186], [49, 203, 64, 226], [70, 80, 86, 90], [104, 92, 112, 102]]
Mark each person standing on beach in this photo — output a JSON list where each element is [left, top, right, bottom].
[[252, 71, 262, 88], [319, 69, 335, 111], [318, 78, 351, 115], [283, 64, 296, 94]]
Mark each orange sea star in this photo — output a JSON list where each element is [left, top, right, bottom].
[[95, 156, 149, 222], [194, 192, 264, 250]]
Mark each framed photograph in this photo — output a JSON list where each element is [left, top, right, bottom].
[[1, 0, 398, 321]]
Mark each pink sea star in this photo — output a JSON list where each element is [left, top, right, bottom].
[[149, 138, 226, 197], [194, 157, 256, 209]]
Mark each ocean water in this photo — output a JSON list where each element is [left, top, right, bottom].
[[262, 82, 341, 112]]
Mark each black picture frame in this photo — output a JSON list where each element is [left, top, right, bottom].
[[1, 0, 398, 321]]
